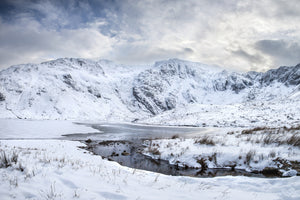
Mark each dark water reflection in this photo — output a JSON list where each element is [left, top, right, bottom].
[[88, 140, 265, 178], [64, 123, 271, 178]]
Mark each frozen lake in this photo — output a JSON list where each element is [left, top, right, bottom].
[[0, 119, 208, 140], [0, 119, 278, 178]]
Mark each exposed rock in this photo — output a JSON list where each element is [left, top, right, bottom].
[[260, 64, 300, 86], [0, 92, 5, 101], [132, 60, 300, 114]]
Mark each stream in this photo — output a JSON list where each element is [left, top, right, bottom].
[[63, 123, 269, 178]]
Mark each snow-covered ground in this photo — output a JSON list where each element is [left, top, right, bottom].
[[0, 119, 99, 139], [1, 139, 300, 200], [0, 120, 299, 199], [140, 98, 300, 128], [143, 126, 300, 176]]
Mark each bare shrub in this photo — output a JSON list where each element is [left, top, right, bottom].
[[245, 150, 256, 165], [208, 152, 218, 166], [268, 151, 276, 158], [0, 152, 10, 168], [11, 151, 18, 164], [286, 133, 300, 146], [40, 182, 62, 200], [171, 134, 179, 139], [195, 135, 215, 146], [241, 127, 269, 134], [197, 157, 208, 171], [17, 163, 25, 172], [0, 151, 18, 168], [262, 133, 300, 146], [240, 125, 300, 147], [262, 135, 279, 145]]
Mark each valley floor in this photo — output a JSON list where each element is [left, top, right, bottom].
[[0, 120, 299, 200], [139, 99, 300, 128]]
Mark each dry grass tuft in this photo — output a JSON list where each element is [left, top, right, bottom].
[[195, 135, 216, 146], [0, 151, 18, 168]]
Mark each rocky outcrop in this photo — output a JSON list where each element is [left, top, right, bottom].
[[0, 92, 5, 101], [260, 64, 300, 86], [132, 60, 300, 114]]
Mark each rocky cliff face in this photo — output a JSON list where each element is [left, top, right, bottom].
[[133, 60, 198, 114], [260, 64, 300, 86], [132, 59, 300, 114]]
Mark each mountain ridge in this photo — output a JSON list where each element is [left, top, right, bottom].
[[0, 58, 299, 127]]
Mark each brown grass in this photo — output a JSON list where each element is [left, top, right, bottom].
[[245, 150, 256, 165], [286, 134, 300, 146], [195, 135, 216, 146]]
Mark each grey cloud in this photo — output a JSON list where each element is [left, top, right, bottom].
[[250, 0, 300, 20], [268, 0, 300, 18], [183, 48, 194, 53], [255, 39, 300, 66], [231, 49, 264, 64], [231, 48, 267, 71], [0, 16, 115, 69], [111, 45, 194, 65], [0, 0, 300, 71], [0, 0, 97, 29]]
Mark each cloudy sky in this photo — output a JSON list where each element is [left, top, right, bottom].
[[0, 0, 299, 71]]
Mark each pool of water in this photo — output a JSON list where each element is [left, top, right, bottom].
[[83, 139, 266, 178], [64, 123, 271, 178]]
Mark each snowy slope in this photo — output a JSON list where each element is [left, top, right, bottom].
[[0, 58, 299, 126], [0, 58, 149, 121]]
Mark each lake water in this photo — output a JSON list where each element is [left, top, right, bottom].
[[64, 123, 267, 178], [0, 120, 272, 178]]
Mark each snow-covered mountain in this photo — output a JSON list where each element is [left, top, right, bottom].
[[0, 58, 299, 126], [133, 60, 300, 115], [0, 58, 147, 120]]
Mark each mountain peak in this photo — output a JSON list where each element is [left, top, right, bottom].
[[0, 58, 299, 122]]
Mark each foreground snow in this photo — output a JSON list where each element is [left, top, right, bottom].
[[0, 119, 99, 139], [1, 140, 300, 200]]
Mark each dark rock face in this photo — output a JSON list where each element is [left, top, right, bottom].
[[260, 64, 300, 86], [62, 74, 77, 90], [213, 72, 254, 93], [132, 60, 300, 115], [0, 92, 5, 101], [132, 71, 171, 115], [132, 61, 196, 114], [87, 86, 101, 98]]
